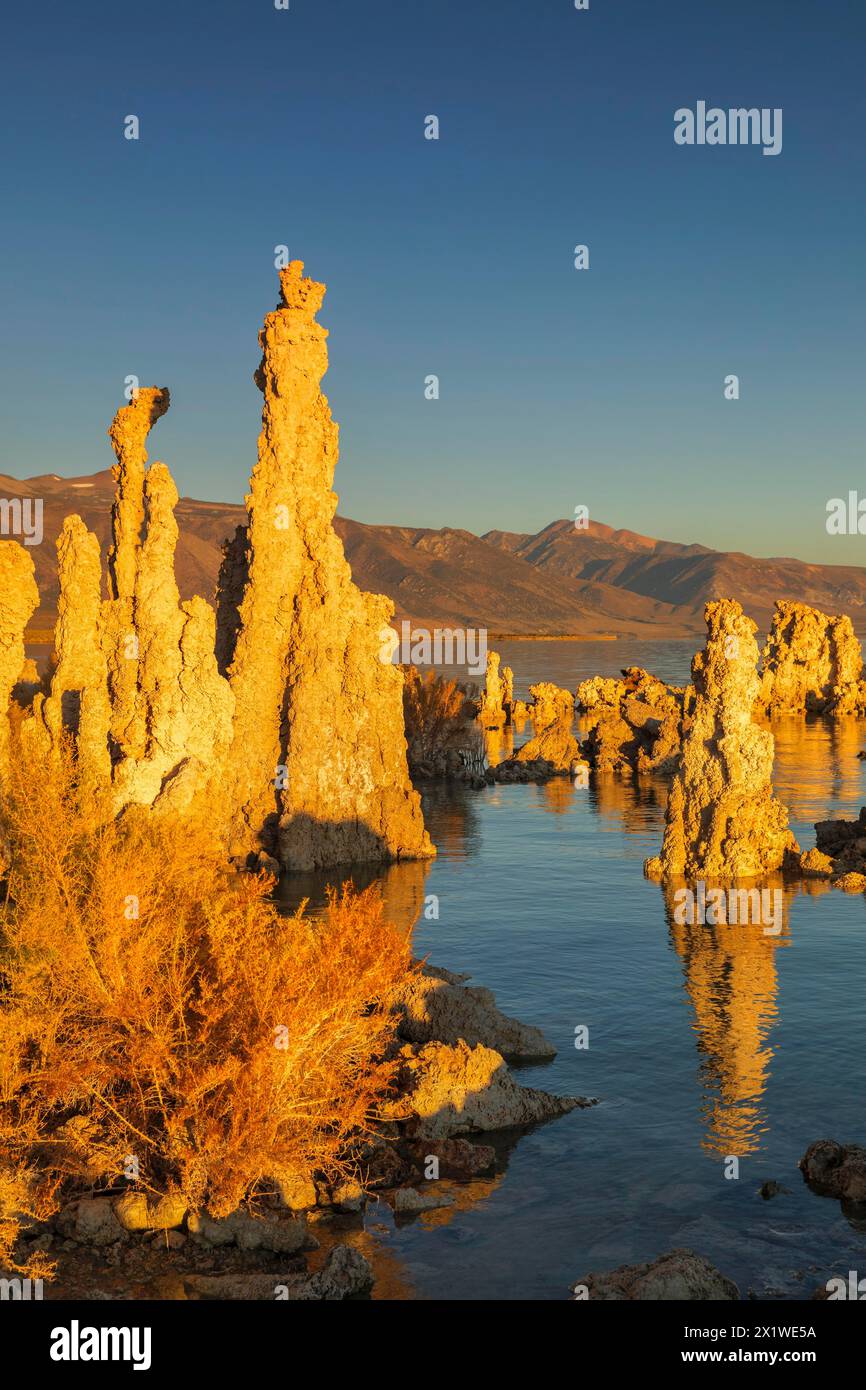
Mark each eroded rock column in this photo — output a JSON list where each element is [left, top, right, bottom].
[[105, 391, 234, 814], [41, 516, 111, 789], [224, 261, 433, 869], [477, 651, 506, 729], [645, 600, 798, 880], [0, 541, 39, 776]]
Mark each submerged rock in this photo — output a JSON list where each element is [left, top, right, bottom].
[[758, 1180, 789, 1200], [571, 1248, 739, 1301], [384, 1040, 594, 1139], [405, 1137, 496, 1179], [645, 601, 798, 880], [390, 1186, 454, 1215]]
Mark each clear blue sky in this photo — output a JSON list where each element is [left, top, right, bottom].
[[2, 0, 864, 562]]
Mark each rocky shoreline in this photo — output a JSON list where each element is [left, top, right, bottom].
[[8, 963, 593, 1300]]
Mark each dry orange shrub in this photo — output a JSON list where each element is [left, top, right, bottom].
[[0, 736, 413, 1277], [402, 666, 480, 765]]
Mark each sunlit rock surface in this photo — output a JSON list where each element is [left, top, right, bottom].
[[528, 681, 574, 729], [645, 601, 798, 880], [759, 600, 865, 716], [221, 262, 432, 869], [579, 666, 689, 775], [0, 541, 39, 775], [477, 650, 507, 728], [5, 263, 433, 872]]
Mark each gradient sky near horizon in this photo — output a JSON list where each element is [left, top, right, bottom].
[[2, 0, 865, 563]]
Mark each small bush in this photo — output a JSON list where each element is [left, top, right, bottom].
[[402, 666, 480, 767], [0, 738, 413, 1277]]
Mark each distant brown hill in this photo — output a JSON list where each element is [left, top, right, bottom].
[[5, 471, 866, 639]]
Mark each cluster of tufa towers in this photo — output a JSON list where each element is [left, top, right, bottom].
[[0, 262, 434, 872]]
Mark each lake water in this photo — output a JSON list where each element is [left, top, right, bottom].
[[280, 639, 866, 1301]]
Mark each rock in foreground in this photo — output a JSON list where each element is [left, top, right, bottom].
[[571, 1248, 739, 1301], [800, 1139, 866, 1203], [184, 1244, 373, 1301], [385, 1040, 594, 1139]]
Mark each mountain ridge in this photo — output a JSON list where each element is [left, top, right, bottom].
[[5, 470, 866, 639]]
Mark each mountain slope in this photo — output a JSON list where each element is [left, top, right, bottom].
[[483, 519, 866, 631]]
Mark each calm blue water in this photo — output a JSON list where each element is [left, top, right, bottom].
[[286, 640, 866, 1300]]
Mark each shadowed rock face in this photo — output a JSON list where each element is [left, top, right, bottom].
[[645, 600, 798, 880], [759, 600, 866, 716]]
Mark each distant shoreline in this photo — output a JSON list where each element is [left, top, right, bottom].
[[487, 633, 618, 642]]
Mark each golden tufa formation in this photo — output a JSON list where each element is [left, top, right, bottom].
[[4, 262, 433, 872], [645, 600, 799, 881]]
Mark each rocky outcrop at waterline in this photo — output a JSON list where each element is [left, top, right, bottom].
[[799, 1139, 866, 1204], [487, 713, 587, 783], [577, 665, 689, 775], [571, 1249, 739, 1301], [383, 1039, 594, 1139], [477, 650, 507, 729], [394, 962, 556, 1061], [789, 809, 866, 889], [645, 601, 799, 880], [529, 681, 574, 728], [759, 601, 866, 716], [14, 952, 590, 1295], [4, 263, 434, 873]]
